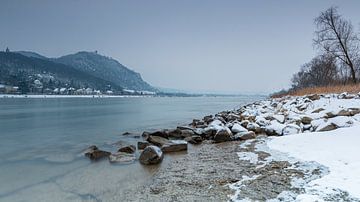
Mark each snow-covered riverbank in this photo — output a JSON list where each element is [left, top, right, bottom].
[[229, 92, 360, 201]]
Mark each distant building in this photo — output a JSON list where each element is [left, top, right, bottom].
[[5, 47, 10, 52]]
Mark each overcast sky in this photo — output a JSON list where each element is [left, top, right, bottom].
[[1, 0, 360, 94]]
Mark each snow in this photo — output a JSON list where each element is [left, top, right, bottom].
[[236, 152, 258, 164], [268, 125, 360, 199], [231, 123, 248, 133]]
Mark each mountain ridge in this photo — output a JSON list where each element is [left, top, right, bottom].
[[0, 50, 156, 94]]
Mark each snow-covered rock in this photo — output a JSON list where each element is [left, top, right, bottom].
[[282, 124, 301, 135], [231, 123, 248, 133]]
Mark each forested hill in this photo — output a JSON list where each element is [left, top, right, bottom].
[[0, 51, 156, 94], [55, 51, 155, 92]]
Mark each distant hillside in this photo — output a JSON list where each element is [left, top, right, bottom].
[[0, 52, 123, 94], [55, 51, 156, 91], [15, 51, 48, 60]]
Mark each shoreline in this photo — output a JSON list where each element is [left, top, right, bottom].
[[107, 92, 360, 201]]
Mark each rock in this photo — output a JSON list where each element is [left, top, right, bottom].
[[316, 122, 338, 132], [109, 152, 136, 163], [142, 131, 150, 139], [213, 129, 232, 143], [184, 135, 202, 144], [84, 146, 111, 161], [203, 127, 217, 139], [122, 132, 132, 135], [139, 146, 164, 165], [168, 128, 194, 138], [161, 140, 188, 153], [147, 135, 170, 147], [255, 116, 269, 127], [195, 124, 207, 129], [273, 114, 285, 123], [118, 145, 136, 154], [240, 120, 249, 128], [167, 128, 183, 138], [138, 141, 151, 150], [246, 122, 262, 133], [303, 124, 312, 131], [337, 109, 351, 116], [203, 115, 214, 124], [226, 113, 240, 121], [325, 111, 337, 118], [148, 130, 169, 139], [234, 131, 256, 141], [193, 128, 205, 136], [265, 121, 285, 136], [306, 94, 320, 101], [282, 124, 301, 135], [177, 125, 194, 131], [231, 123, 248, 133], [301, 116, 313, 124], [349, 108, 360, 116], [312, 108, 325, 113], [192, 119, 205, 127], [84, 145, 98, 152], [180, 129, 195, 138]]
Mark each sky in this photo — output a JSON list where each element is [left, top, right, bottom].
[[1, 0, 360, 94]]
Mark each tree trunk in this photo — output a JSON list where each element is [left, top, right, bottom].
[[349, 63, 357, 83]]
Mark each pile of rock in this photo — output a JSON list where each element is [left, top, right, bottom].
[[85, 92, 360, 165]]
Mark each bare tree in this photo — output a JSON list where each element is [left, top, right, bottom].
[[291, 54, 339, 89], [314, 7, 359, 83]]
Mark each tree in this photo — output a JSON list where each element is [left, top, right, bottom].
[[314, 7, 359, 83], [291, 54, 339, 89]]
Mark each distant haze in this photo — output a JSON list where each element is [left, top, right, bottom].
[[1, 0, 360, 94]]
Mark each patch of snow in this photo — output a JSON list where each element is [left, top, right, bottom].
[[268, 125, 360, 199], [236, 152, 258, 164]]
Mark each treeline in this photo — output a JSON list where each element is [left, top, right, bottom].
[[277, 7, 360, 96]]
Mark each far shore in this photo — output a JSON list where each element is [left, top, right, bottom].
[[0, 94, 155, 98]]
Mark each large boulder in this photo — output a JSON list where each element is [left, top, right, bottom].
[[161, 140, 188, 153], [148, 130, 169, 139], [301, 116, 313, 124], [118, 145, 136, 154], [316, 122, 338, 132], [265, 121, 285, 136], [147, 135, 170, 147], [231, 123, 248, 133], [109, 152, 136, 163], [234, 131, 256, 141], [306, 94, 320, 101], [246, 122, 262, 133], [273, 114, 285, 123], [139, 146, 164, 165], [184, 135, 203, 144], [84, 146, 111, 161], [282, 124, 301, 135], [213, 129, 232, 143], [337, 109, 351, 116], [180, 129, 195, 138]]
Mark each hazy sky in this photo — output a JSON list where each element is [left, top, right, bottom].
[[1, 1, 360, 93]]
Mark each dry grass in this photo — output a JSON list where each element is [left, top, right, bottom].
[[272, 84, 360, 98]]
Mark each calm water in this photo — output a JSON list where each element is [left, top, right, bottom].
[[0, 96, 264, 201]]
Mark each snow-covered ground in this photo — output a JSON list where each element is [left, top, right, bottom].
[[268, 125, 360, 200], [230, 92, 360, 201]]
